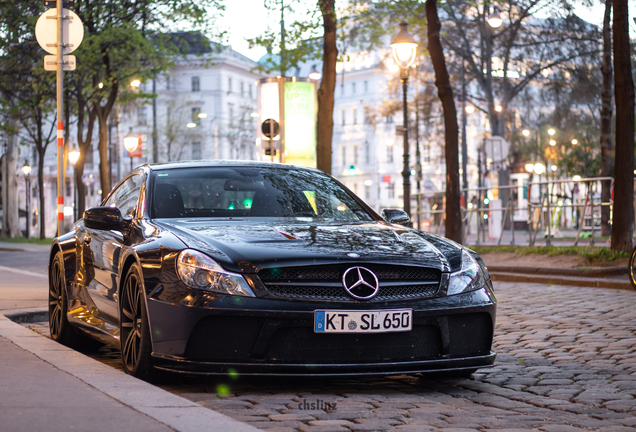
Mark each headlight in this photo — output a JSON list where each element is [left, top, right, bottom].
[[177, 249, 255, 297], [447, 250, 486, 295]]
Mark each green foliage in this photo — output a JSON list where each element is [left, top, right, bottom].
[[247, 0, 322, 74], [471, 245, 629, 263], [0, 237, 53, 245]]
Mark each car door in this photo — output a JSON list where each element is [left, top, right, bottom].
[[83, 173, 144, 326]]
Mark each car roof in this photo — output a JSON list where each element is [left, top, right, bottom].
[[145, 160, 323, 173]]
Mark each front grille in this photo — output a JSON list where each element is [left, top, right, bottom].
[[259, 265, 439, 282], [265, 326, 442, 363], [259, 264, 441, 302]]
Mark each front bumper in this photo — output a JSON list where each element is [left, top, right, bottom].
[[146, 285, 497, 376]]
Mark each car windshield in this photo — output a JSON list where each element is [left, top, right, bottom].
[[151, 166, 374, 221]]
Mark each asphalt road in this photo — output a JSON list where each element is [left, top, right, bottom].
[[0, 246, 49, 274]]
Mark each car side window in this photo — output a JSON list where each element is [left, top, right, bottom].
[[105, 175, 143, 218]]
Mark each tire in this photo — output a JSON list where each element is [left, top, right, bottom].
[[120, 263, 155, 379], [629, 245, 636, 290], [49, 251, 96, 349]]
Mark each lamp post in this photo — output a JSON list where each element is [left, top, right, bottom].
[[69, 146, 80, 221], [21, 161, 31, 239], [391, 21, 417, 219], [124, 128, 138, 172]]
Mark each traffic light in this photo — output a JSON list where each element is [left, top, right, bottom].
[[264, 148, 277, 156]]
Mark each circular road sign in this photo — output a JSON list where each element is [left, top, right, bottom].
[[35, 8, 84, 55], [82, 173, 95, 187], [261, 119, 280, 139]]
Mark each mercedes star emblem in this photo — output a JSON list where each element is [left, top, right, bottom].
[[342, 266, 379, 300]]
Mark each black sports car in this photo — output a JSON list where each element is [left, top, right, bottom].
[[49, 161, 496, 378]]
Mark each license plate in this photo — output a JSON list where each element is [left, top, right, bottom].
[[314, 309, 412, 334]]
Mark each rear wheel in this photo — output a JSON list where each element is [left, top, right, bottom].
[[49, 251, 97, 349], [629, 245, 636, 290], [120, 263, 155, 379]]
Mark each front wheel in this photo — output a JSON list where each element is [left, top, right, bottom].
[[629, 245, 636, 290], [49, 251, 95, 349], [120, 263, 155, 379]]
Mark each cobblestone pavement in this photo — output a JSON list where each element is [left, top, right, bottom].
[[27, 282, 636, 431]]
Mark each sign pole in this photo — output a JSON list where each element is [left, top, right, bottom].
[[56, 0, 64, 235]]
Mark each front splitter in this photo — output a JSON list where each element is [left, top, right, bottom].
[[151, 351, 496, 376]]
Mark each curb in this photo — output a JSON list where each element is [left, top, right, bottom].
[[491, 272, 633, 290], [0, 308, 259, 432]]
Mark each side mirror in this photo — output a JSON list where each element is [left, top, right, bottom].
[[84, 206, 124, 231], [382, 208, 411, 226]]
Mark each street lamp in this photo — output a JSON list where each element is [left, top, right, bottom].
[[21, 160, 31, 239], [391, 21, 417, 219], [487, 6, 503, 28], [69, 147, 80, 221], [123, 128, 138, 171], [308, 65, 322, 80], [522, 129, 530, 137], [533, 162, 546, 175]]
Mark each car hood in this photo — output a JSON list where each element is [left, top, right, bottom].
[[155, 219, 463, 274]]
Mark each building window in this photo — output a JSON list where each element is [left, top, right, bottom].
[[387, 145, 393, 163], [228, 77, 232, 93], [352, 108, 357, 125], [365, 142, 370, 164], [165, 75, 171, 90], [192, 141, 201, 159], [353, 145, 358, 164], [138, 106, 147, 125], [249, 84, 253, 99], [342, 146, 346, 167], [352, 82, 356, 94], [353, 183, 358, 195], [388, 183, 395, 198], [340, 85, 344, 97], [191, 76, 200, 92], [240, 81, 244, 96], [192, 107, 201, 125], [364, 80, 368, 93], [386, 115, 393, 123], [423, 144, 430, 163], [341, 110, 346, 126], [365, 184, 370, 199]]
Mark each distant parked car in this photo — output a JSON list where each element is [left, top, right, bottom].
[[48, 161, 496, 378]]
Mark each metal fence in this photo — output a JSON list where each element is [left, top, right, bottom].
[[411, 176, 623, 246]]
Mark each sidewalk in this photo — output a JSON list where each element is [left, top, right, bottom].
[[0, 265, 257, 432]]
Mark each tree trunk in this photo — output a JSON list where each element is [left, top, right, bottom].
[[2, 123, 21, 238], [426, 0, 461, 243], [316, 0, 337, 175], [610, 0, 634, 252], [97, 113, 111, 195], [74, 157, 87, 218], [600, 0, 613, 237]]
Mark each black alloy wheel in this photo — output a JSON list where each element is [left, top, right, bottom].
[[120, 263, 154, 378], [49, 251, 89, 348], [629, 245, 636, 290]]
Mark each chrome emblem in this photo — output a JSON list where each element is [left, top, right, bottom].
[[342, 267, 379, 300], [347, 253, 360, 258]]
